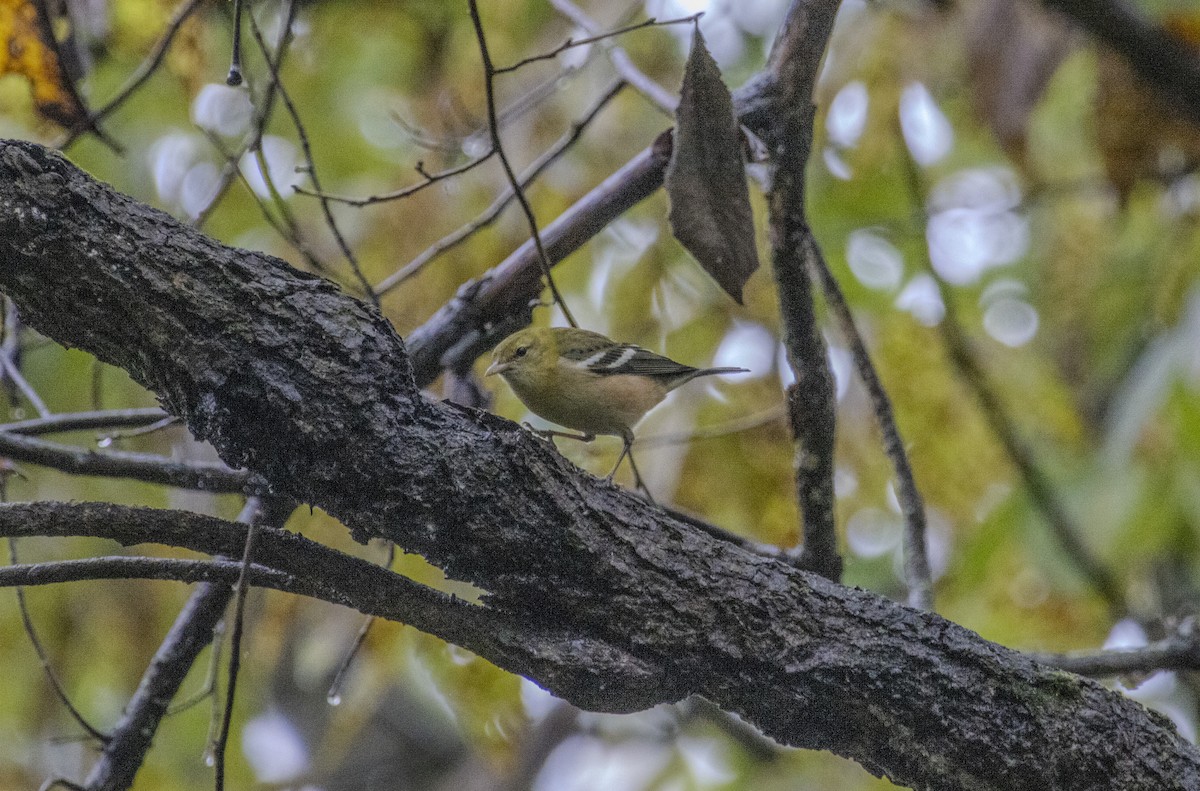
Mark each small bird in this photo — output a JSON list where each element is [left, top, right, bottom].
[[485, 326, 748, 486]]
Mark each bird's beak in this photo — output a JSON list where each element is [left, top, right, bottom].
[[485, 361, 508, 377]]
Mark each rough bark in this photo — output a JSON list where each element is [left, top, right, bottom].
[[1, 139, 1198, 790]]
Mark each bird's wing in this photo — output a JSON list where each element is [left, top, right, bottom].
[[564, 343, 698, 379]]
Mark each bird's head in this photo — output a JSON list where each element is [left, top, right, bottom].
[[485, 327, 555, 386]]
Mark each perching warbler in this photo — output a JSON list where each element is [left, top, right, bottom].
[[485, 326, 748, 480]]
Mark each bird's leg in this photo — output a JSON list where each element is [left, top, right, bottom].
[[606, 434, 656, 503], [625, 445, 656, 505], [523, 423, 595, 446], [606, 435, 633, 481]]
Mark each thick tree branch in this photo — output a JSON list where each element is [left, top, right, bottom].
[[1, 139, 1199, 790]]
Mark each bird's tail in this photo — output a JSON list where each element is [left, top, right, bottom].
[[695, 366, 750, 377], [671, 366, 749, 388]]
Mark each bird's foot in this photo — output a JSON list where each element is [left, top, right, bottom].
[[523, 424, 595, 446]]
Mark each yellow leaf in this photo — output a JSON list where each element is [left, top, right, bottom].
[[0, 0, 87, 128]]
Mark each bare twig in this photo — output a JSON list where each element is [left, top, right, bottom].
[[0, 299, 50, 418], [935, 288, 1127, 614], [212, 515, 260, 791], [466, 0, 578, 327], [199, 127, 323, 270], [405, 143, 671, 384], [550, 0, 679, 113], [1, 354, 50, 418], [245, 9, 378, 304], [1035, 626, 1200, 676], [0, 430, 250, 492], [227, 0, 245, 86], [193, 0, 298, 225], [168, 617, 225, 716], [8, 538, 109, 744], [760, 0, 843, 583], [808, 237, 933, 608], [494, 14, 699, 75], [59, 0, 207, 149], [0, 408, 170, 436], [0, 556, 289, 590], [326, 542, 395, 705], [375, 79, 626, 294], [294, 150, 496, 207]]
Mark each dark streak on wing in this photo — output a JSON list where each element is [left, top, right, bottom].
[[603, 347, 698, 379]]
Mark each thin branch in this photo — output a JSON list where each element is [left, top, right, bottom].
[[759, 0, 844, 583], [212, 517, 259, 791], [550, 0, 679, 113], [246, 10, 377, 306], [1035, 629, 1200, 676], [1, 355, 50, 418], [8, 538, 109, 744], [0, 556, 293, 590], [294, 150, 497, 207], [494, 14, 700, 75], [0, 299, 50, 418], [0, 502, 501, 657], [405, 143, 671, 384], [227, 0, 245, 86], [0, 408, 170, 436], [59, 0, 207, 149], [195, 0, 319, 285], [199, 126, 327, 273], [168, 617, 225, 716], [0, 430, 250, 492], [466, 0, 578, 328], [375, 79, 626, 294], [327, 542, 394, 705], [807, 236, 934, 608], [934, 286, 1127, 614]]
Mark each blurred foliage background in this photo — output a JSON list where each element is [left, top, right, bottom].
[[3, 0, 1200, 788]]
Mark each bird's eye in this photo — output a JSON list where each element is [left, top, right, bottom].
[[514, 346, 528, 358]]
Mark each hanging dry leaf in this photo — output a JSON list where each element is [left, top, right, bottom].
[[665, 30, 759, 304], [965, 0, 1073, 169], [0, 0, 89, 129]]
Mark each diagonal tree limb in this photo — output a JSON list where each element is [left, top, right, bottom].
[[1, 131, 1199, 789]]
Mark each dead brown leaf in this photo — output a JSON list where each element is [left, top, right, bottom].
[[665, 30, 759, 304]]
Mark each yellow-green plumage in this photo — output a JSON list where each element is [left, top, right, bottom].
[[486, 327, 746, 440]]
